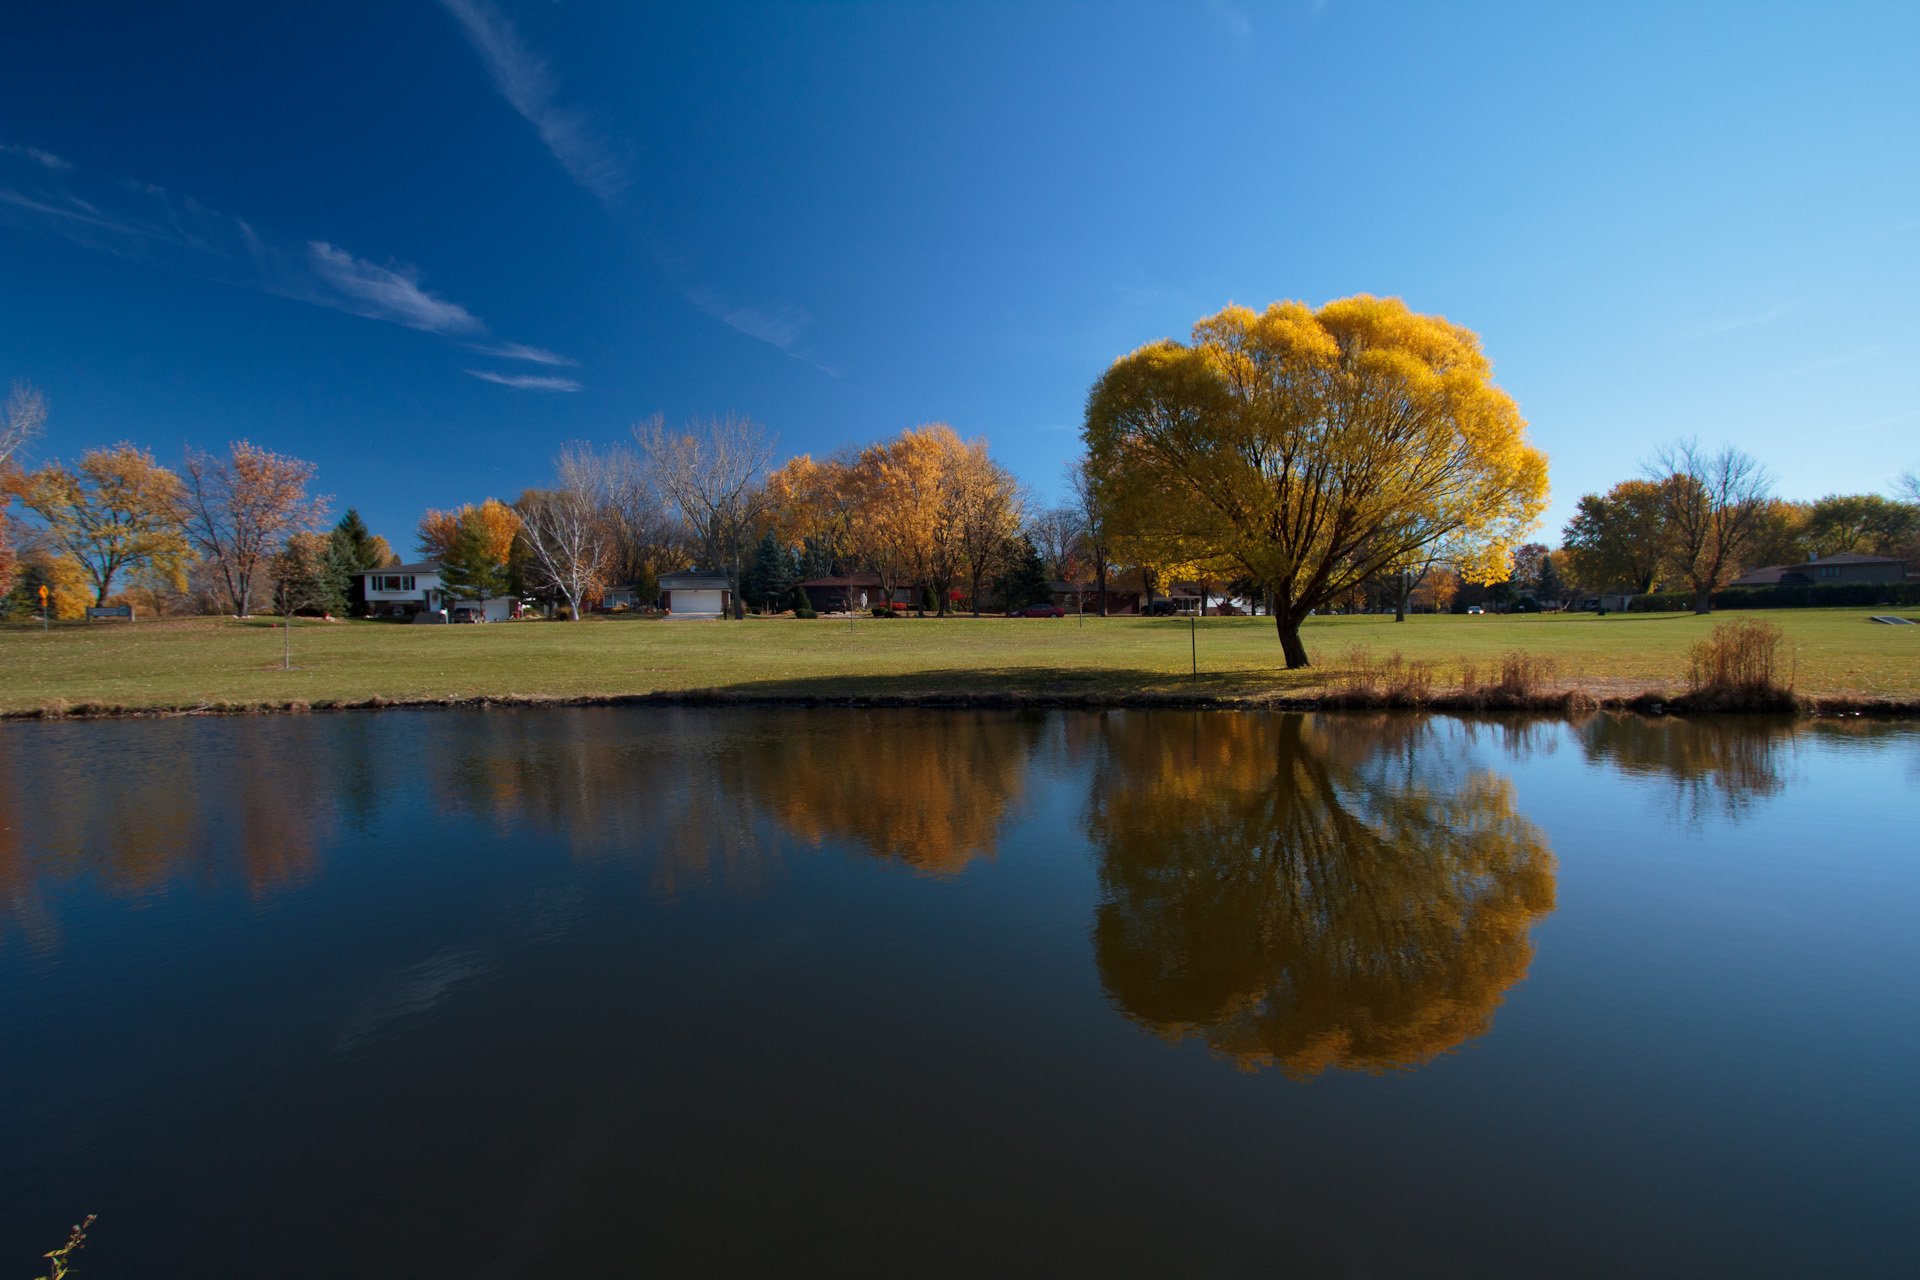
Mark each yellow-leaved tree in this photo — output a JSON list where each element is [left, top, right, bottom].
[[1084, 296, 1549, 667]]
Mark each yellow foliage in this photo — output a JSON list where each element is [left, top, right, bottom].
[[418, 497, 522, 563], [1085, 295, 1549, 664]]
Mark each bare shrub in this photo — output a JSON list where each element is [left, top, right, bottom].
[[1687, 620, 1786, 696], [1494, 651, 1555, 698], [1336, 648, 1434, 705]]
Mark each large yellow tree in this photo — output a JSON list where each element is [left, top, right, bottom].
[[1084, 296, 1548, 667]]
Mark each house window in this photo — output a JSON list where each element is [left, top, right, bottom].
[[373, 575, 416, 592], [1819, 567, 1839, 579]]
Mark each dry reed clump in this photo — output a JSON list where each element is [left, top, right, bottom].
[[1682, 619, 1798, 710], [1455, 651, 1557, 706], [1336, 647, 1438, 705]]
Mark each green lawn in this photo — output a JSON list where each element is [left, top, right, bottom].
[[1, 607, 1914, 716]]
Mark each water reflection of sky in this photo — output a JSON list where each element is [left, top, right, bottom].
[[1, 710, 1916, 1276]]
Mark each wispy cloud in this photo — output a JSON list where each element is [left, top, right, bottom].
[[308, 241, 484, 335], [464, 369, 582, 392], [1683, 302, 1792, 340], [684, 281, 839, 376], [0, 143, 72, 171], [436, 0, 627, 205], [465, 340, 576, 366], [1, 145, 573, 380], [0, 186, 151, 239]]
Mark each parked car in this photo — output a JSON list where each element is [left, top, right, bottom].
[[450, 604, 487, 623], [1015, 602, 1065, 617], [1465, 605, 1485, 615]]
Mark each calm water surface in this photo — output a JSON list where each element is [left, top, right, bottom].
[[1, 708, 1915, 1277]]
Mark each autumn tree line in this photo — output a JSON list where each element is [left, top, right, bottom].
[[6, 293, 1914, 665], [0, 384, 1068, 623]]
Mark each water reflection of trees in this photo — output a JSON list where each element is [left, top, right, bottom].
[[0, 720, 334, 945], [1578, 715, 1799, 822], [421, 708, 1044, 886], [740, 712, 1043, 876], [1088, 713, 1557, 1078]]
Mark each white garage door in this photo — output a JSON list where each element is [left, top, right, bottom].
[[669, 589, 724, 617]]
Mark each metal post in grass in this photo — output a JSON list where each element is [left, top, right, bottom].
[[1190, 608, 1197, 681]]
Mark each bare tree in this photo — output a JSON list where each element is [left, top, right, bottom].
[[183, 441, 330, 616], [1648, 439, 1773, 614], [0, 382, 47, 470], [0, 382, 50, 592], [1029, 504, 1086, 584], [1068, 460, 1114, 616], [516, 443, 615, 620], [636, 414, 777, 619], [1899, 467, 1920, 505]]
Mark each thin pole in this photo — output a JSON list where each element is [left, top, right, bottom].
[[1190, 609, 1197, 680]]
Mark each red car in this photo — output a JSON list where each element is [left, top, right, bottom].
[[1015, 602, 1066, 617]]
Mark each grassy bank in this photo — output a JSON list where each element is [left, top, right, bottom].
[[1, 607, 1914, 719]]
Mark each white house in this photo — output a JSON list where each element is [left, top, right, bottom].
[[355, 563, 518, 621], [658, 570, 733, 619]]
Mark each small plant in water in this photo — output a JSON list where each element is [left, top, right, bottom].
[[36, 1215, 94, 1280]]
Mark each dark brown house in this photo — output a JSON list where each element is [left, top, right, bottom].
[[797, 573, 915, 613], [1728, 552, 1911, 588]]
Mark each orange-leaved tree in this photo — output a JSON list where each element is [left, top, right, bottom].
[[15, 443, 192, 604]]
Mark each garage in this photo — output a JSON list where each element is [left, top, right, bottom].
[[658, 571, 733, 619]]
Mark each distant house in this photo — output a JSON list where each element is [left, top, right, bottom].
[[358, 562, 444, 617], [797, 573, 915, 613], [659, 571, 734, 619], [353, 563, 519, 621], [1729, 552, 1911, 589], [599, 584, 644, 609]]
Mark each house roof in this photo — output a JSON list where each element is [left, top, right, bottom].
[[659, 571, 733, 590], [798, 573, 882, 588], [1801, 552, 1905, 565], [355, 561, 440, 576], [1732, 552, 1908, 587]]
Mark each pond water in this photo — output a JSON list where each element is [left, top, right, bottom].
[[1, 708, 1916, 1277]]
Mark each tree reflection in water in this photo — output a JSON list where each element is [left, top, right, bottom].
[[1088, 712, 1558, 1078], [741, 711, 1044, 876], [0, 719, 334, 935], [1579, 714, 1801, 823]]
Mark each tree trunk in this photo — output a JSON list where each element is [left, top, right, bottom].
[[1096, 563, 1108, 616], [1692, 586, 1712, 615], [1394, 570, 1408, 622], [1274, 609, 1311, 669]]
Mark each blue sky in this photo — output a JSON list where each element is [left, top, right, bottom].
[[3, 0, 1916, 549]]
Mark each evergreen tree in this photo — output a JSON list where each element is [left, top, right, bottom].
[[993, 535, 1050, 610], [316, 533, 354, 616], [1536, 552, 1563, 606], [329, 509, 385, 614], [744, 533, 795, 613], [798, 535, 834, 581], [438, 519, 509, 607]]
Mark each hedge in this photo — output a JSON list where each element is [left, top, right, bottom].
[[1626, 581, 1920, 611]]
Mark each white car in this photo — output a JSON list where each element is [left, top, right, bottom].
[[1466, 605, 1485, 615]]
